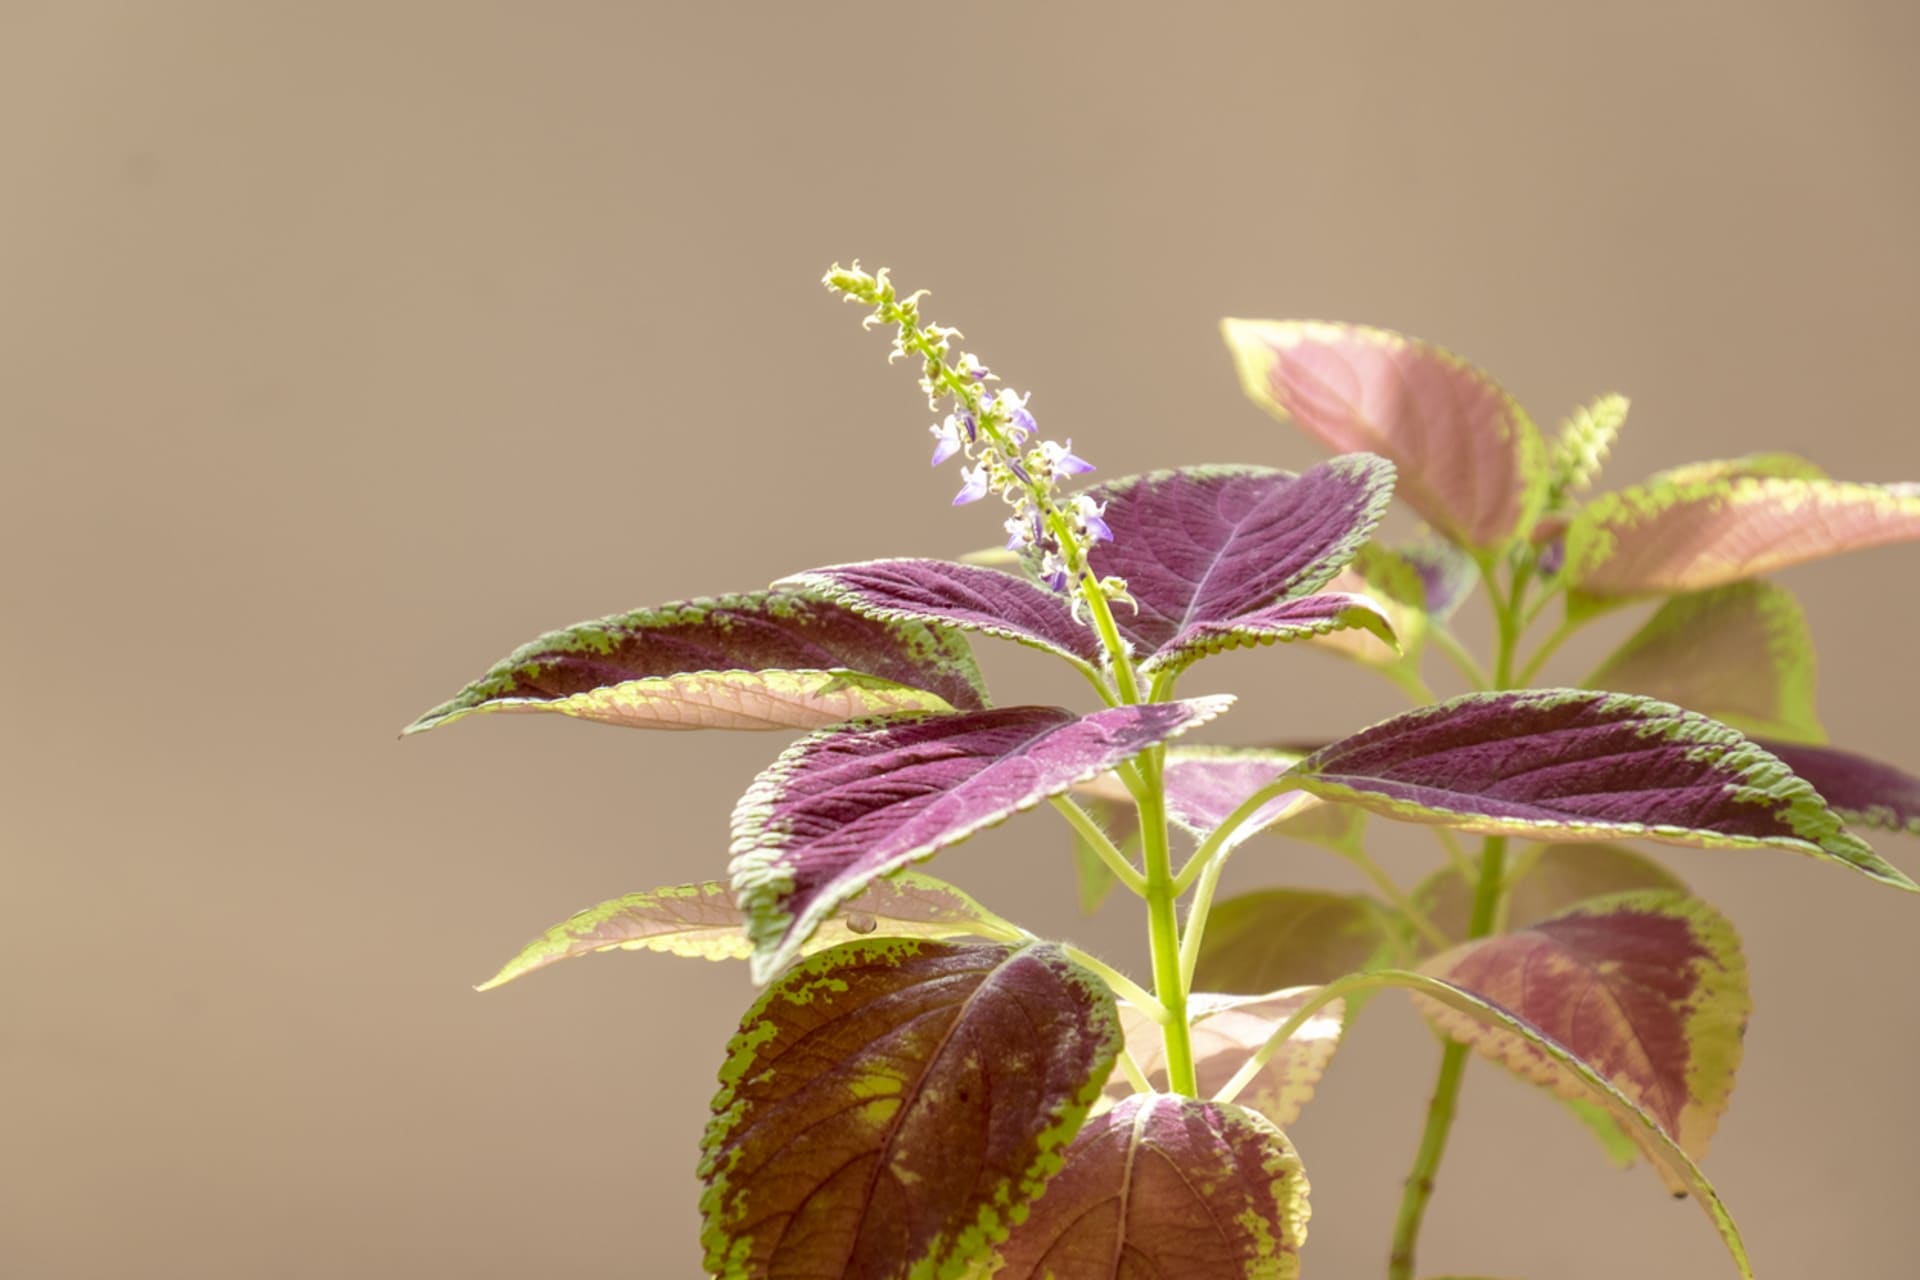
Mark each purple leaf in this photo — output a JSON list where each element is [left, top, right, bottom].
[[405, 589, 988, 734], [1073, 746, 1361, 854], [1084, 458, 1397, 667], [699, 939, 1121, 1280], [1753, 740, 1920, 836], [1144, 590, 1397, 675], [1287, 689, 1915, 890], [1221, 318, 1550, 548], [778, 558, 1103, 675], [1111, 989, 1347, 1130], [731, 698, 1234, 982], [1414, 842, 1688, 946], [989, 1094, 1308, 1280]]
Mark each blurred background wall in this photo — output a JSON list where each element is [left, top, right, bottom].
[[5, 3, 1918, 1277]]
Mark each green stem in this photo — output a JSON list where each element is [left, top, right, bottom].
[[1381, 661, 1438, 705], [1429, 625, 1489, 690], [1063, 945, 1167, 1024], [1137, 749, 1198, 1095], [1172, 777, 1301, 893], [1050, 796, 1147, 896], [1346, 846, 1452, 951], [1516, 616, 1578, 686], [1177, 839, 1233, 991]]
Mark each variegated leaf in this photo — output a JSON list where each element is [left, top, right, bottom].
[[1111, 988, 1345, 1130]]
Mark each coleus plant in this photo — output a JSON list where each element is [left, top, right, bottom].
[[408, 266, 1920, 1280]]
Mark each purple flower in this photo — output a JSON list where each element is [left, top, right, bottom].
[[1040, 438, 1095, 477], [959, 353, 992, 382], [953, 463, 990, 506], [928, 417, 963, 467], [996, 389, 1037, 441], [1074, 494, 1113, 542]]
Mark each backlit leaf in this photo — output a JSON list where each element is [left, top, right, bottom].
[[473, 872, 1019, 990], [987, 1093, 1309, 1280], [1646, 452, 1828, 487], [1285, 689, 1914, 890], [1584, 582, 1825, 744], [1753, 740, 1920, 836], [405, 590, 987, 735], [1414, 842, 1687, 945], [1192, 889, 1398, 994], [1418, 891, 1749, 1169], [1111, 988, 1346, 1129], [731, 699, 1233, 982], [699, 939, 1121, 1280], [1221, 318, 1549, 548], [1073, 746, 1358, 854], [1563, 475, 1920, 607]]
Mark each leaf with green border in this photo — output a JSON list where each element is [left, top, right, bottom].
[[1584, 581, 1825, 745], [1417, 891, 1749, 1180], [1221, 318, 1550, 549], [1646, 452, 1829, 487], [1109, 987, 1345, 1130], [405, 589, 987, 735], [1414, 842, 1687, 946], [1752, 740, 1920, 836], [731, 699, 1233, 983], [699, 938, 1121, 1280], [1192, 889, 1399, 995], [473, 871, 1021, 990], [1284, 688, 1915, 891], [1548, 392, 1629, 503], [1562, 474, 1920, 609], [1223, 968, 1752, 1275], [985, 1093, 1309, 1280]]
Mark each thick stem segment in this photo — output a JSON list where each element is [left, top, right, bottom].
[[1137, 748, 1198, 1095]]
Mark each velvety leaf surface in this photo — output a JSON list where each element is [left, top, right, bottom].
[[1083, 458, 1397, 667], [732, 699, 1233, 981], [473, 872, 1018, 990], [1548, 392, 1628, 502], [1414, 843, 1687, 945], [1562, 475, 1920, 604], [1379, 971, 1751, 1276], [1584, 582, 1825, 744], [1221, 318, 1549, 548], [1111, 989, 1346, 1130], [699, 939, 1121, 1280], [779, 559, 1103, 674], [1192, 890, 1397, 994], [987, 1093, 1309, 1280], [1143, 590, 1396, 675], [406, 590, 987, 734], [1754, 740, 1920, 836], [1418, 890, 1749, 1165], [1285, 689, 1914, 890]]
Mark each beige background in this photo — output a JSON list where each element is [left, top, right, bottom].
[[5, 3, 1918, 1277]]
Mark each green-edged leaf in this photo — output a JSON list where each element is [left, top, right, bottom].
[[406, 589, 988, 735], [1585, 581, 1825, 744], [1360, 970, 1750, 1277], [1285, 688, 1914, 891], [1753, 740, 1920, 836], [699, 939, 1122, 1280], [1548, 393, 1629, 503], [987, 1094, 1309, 1280], [1563, 475, 1920, 607], [1646, 452, 1829, 487], [1111, 988, 1346, 1130], [1418, 891, 1750, 1172], [1192, 889, 1398, 995], [731, 700, 1232, 983], [1415, 842, 1687, 945], [473, 872, 1019, 990], [1221, 318, 1550, 549]]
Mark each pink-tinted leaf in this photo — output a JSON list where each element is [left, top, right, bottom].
[[699, 939, 1121, 1280], [1585, 582, 1824, 744], [1646, 452, 1829, 487], [1084, 458, 1398, 671], [1073, 746, 1360, 854], [1563, 475, 1920, 606], [1414, 842, 1687, 946], [1359, 971, 1753, 1276], [778, 559, 1103, 676], [473, 872, 1019, 990], [1286, 689, 1914, 890], [1192, 889, 1398, 995], [1753, 740, 1920, 836], [1222, 318, 1549, 548], [1145, 590, 1397, 675], [1418, 891, 1749, 1170], [731, 699, 1233, 982], [988, 1093, 1309, 1280], [1110, 988, 1346, 1129], [405, 590, 987, 735]]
